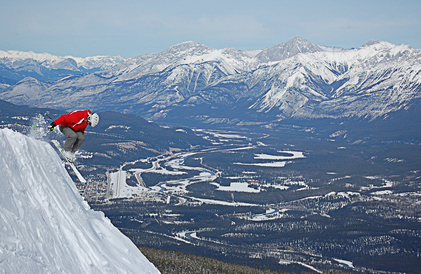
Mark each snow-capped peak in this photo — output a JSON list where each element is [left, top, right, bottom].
[[167, 41, 209, 51], [106, 40, 256, 80], [0, 50, 62, 63], [361, 40, 396, 49], [256, 37, 324, 62]]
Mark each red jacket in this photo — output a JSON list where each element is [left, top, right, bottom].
[[54, 109, 92, 134]]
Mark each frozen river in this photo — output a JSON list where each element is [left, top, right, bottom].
[[108, 144, 306, 201]]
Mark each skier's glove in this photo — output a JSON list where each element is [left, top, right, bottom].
[[48, 122, 56, 132]]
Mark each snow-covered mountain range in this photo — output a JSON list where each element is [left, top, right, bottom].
[[0, 128, 159, 273], [0, 50, 127, 84], [1, 37, 420, 124], [0, 50, 127, 70]]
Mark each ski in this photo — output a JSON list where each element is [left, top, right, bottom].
[[51, 140, 87, 184]]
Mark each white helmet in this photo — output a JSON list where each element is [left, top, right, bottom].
[[88, 113, 99, 127]]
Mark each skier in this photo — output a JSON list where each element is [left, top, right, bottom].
[[48, 109, 99, 159]]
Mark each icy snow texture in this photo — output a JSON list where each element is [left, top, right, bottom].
[[0, 129, 159, 274]]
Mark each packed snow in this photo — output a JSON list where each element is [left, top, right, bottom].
[[0, 129, 159, 274]]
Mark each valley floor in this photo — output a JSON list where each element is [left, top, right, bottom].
[[83, 125, 421, 273]]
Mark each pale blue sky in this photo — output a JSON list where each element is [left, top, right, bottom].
[[1, 0, 420, 57]]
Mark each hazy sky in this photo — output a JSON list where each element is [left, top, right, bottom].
[[1, 0, 420, 57]]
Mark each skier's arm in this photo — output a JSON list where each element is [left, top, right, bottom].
[[48, 114, 67, 132], [53, 114, 67, 126]]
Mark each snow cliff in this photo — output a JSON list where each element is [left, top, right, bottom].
[[0, 129, 159, 273]]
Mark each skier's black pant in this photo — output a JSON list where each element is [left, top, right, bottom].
[[59, 126, 85, 153]]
